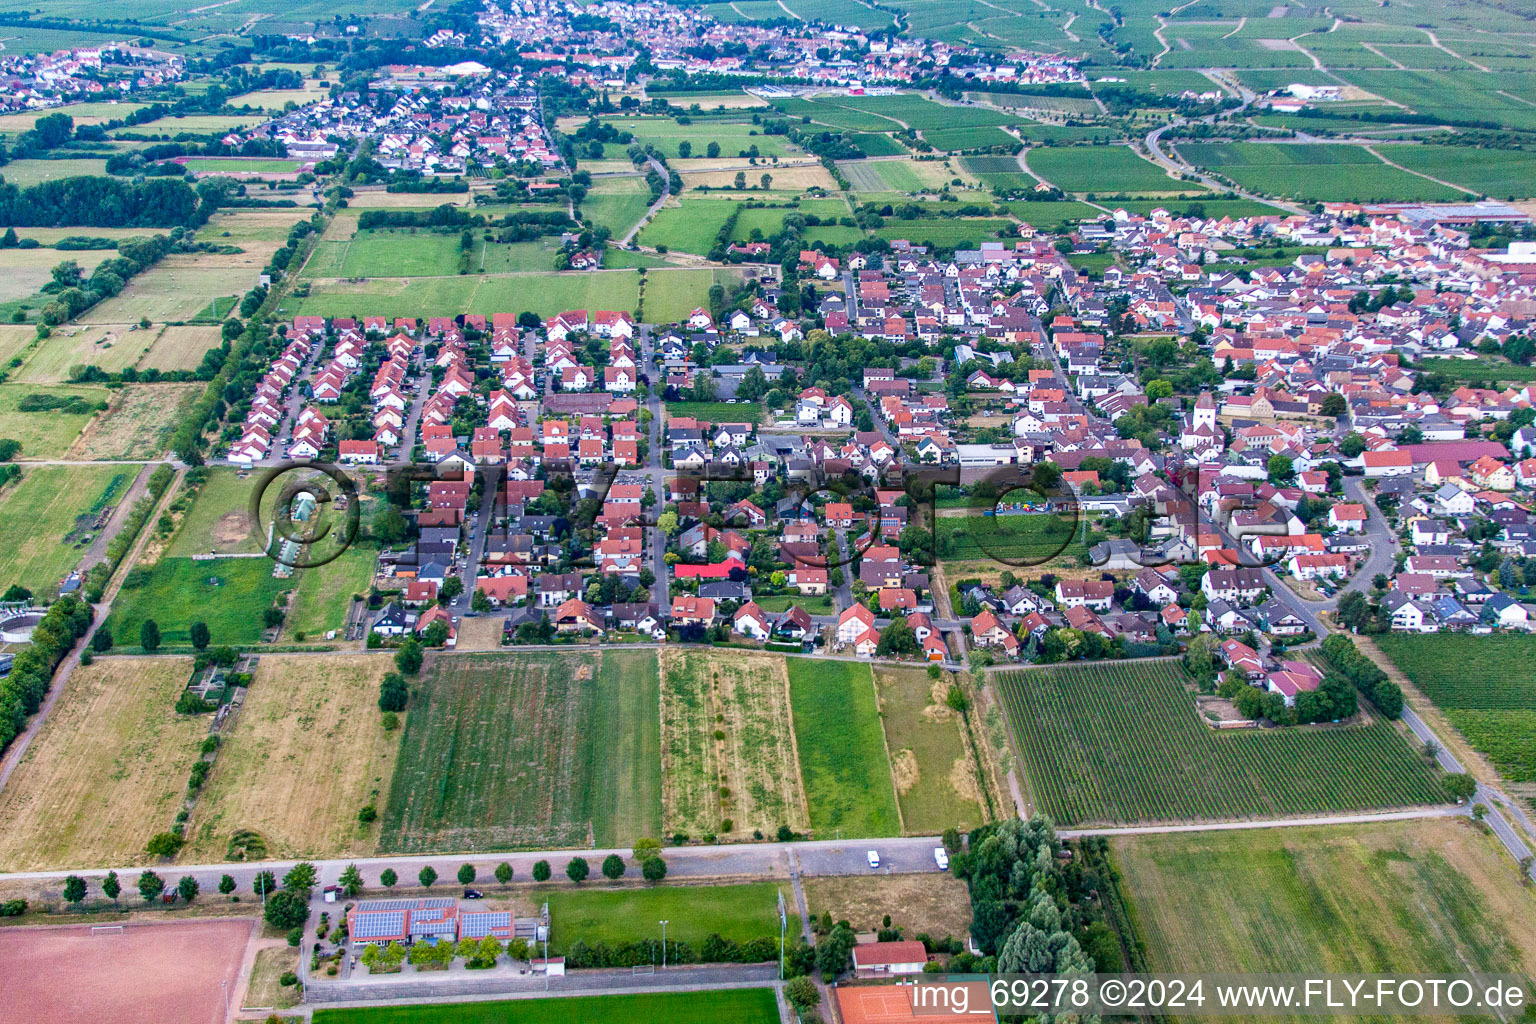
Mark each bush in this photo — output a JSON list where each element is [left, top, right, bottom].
[[358, 804, 377, 824], [602, 854, 625, 880], [532, 860, 551, 882], [378, 671, 408, 712], [642, 856, 668, 883], [146, 831, 184, 858], [279, 971, 298, 987], [566, 857, 590, 883], [264, 890, 310, 930]]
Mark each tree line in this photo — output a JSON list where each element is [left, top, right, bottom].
[[0, 176, 203, 228]]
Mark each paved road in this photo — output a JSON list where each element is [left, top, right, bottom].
[[620, 157, 670, 247], [309, 963, 780, 1006]]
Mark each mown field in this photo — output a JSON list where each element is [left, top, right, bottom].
[[641, 269, 742, 324], [548, 882, 793, 951], [581, 177, 654, 239], [936, 510, 1089, 566], [184, 654, 400, 861], [0, 657, 202, 871], [659, 649, 808, 840], [67, 382, 200, 460], [1375, 634, 1536, 783], [284, 542, 377, 639], [380, 651, 661, 852], [873, 667, 987, 834], [1115, 820, 1536, 989], [312, 989, 780, 1024], [0, 464, 127, 593], [638, 200, 737, 254], [0, 382, 108, 458], [786, 658, 901, 839], [1176, 141, 1465, 203], [999, 660, 1446, 826], [873, 218, 1011, 248], [292, 271, 643, 322], [1026, 145, 1190, 195], [105, 556, 290, 647]]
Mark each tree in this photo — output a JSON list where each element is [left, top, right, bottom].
[[1320, 392, 1347, 418], [219, 874, 236, 896], [380, 868, 398, 888], [707, 141, 720, 159], [1267, 453, 1294, 483], [601, 854, 626, 880], [140, 619, 161, 652], [678, 141, 692, 158], [146, 831, 184, 858], [339, 864, 364, 897], [1443, 773, 1477, 801], [177, 875, 199, 903], [62, 875, 87, 904], [394, 638, 423, 675], [1339, 432, 1367, 458], [283, 862, 317, 898], [642, 856, 668, 883], [532, 859, 551, 882], [189, 621, 210, 651], [439, 576, 463, 605], [1337, 590, 1371, 633], [1145, 379, 1173, 400], [760, 172, 772, 190], [786, 976, 819, 1012], [471, 588, 492, 613], [876, 617, 918, 656], [253, 870, 276, 899], [734, 171, 747, 190], [632, 837, 663, 863], [565, 857, 590, 883], [137, 870, 164, 903], [263, 889, 309, 930], [495, 862, 513, 886], [102, 871, 120, 904], [91, 625, 112, 652], [458, 863, 476, 885], [418, 865, 438, 888], [378, 671, 409, 712]]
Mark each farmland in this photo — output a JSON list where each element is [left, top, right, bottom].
[[1375, 144, 1536, 200], [1025, 145, 1191, 195], [66, 382, 199, 460], [873, 218, 1010, 248], [642, 269, 743, 324], [184, 654, 401, 861], [0, 246, 111, 306], [837, 158, 953, 193], [78, 256, 264, 324], [1115, 820, 1536, 983], [547, 882, 793, 950], [312, 989, 781, 1024], [923, 126, 1021, 152], [659, 649, 808, 840], [581, 177, 654, 238], [0, 464, 127, 592], [638, 200, 737, 254], [998, 660, 1445, 826], [292, 270, 642, 321], [1176, 141, 1465, 203], [0, 657, 203, 871], [872, 666, 987, 834], [380, 651, 661, 852], [105, 556, 291, 647], [962, 153, 1038, 191], [597, 116, 795, 160], [786, 657, 901, 839], [0, 382, 108, 457], [1375, 634, 1536, 784], [935, 510, 1089, 566], [14, 321, 155, 382]]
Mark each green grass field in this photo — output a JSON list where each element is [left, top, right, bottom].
[[581, 177, 654, 238], [1026, 145, 1190, 195], [181, 158, 301, 173], [642, 269, 741, 324], [0, 383, 108, 458], [291, 271, 641, 321], [1375, 144, 1536, 200], [379, 650, 661, 852], [923, 126, 1020, 152], [1000, 660, 1446, 827], [166, 468, 271, 557], [285, 543, 376, 639], [875, 667, 986, 834], [787, 657, 901, 839], [638, 200, 737, 254], [1176, 141, 1465, 202], [599, 116, 795, 159], [874, 218, 1011, 248], [1375, 634, 1536, 783], [1003, 201, 1103, 230], [936, 511, 1088, 565], [105, 556, 291, 647], [665, 400, 761, 424], [0, 465, 128, 593], [312, 989, 780, 1024], [548, 882, 794, 951]]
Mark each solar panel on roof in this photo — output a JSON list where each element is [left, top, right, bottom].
[[352, 910, 406, 940]]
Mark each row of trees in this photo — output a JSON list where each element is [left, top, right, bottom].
[[0, 176, 202, 228], [0, 596, 91, 755], [37, 235, 173, 326]]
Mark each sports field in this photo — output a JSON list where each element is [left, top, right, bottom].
[[548, 882, 794, 950], [380, 650, 661, 852], [873, 667, 986, 834], [1115, 819, 1536, 984], [184, 653, 400, 861], [0, 464, 128, 592], [1026, 145, 1190, 195], [786, 657, 901, 839], [1176, 142, 1465, 203], [105, 556, 290, 647], [999, 660, 1446, 826], [1375, 634, 1536, 784], [659, 649, 808, 839], [0, 656, 202, 871], [312, 989, 780, 1024]]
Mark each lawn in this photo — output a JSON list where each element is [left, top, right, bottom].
[[1114, 820, 1536, 984], [0, 158, 108, 186], [105, 556, 291, 647], [292, 271, 641, 321], [166, 468, 272, 557], [0, 657, 202, 871], [184, 654, 401, 862], [786, 657, 901, 839], [1375, 634, 1536, 784], [311, 989, 780, 1024], [0, 465, 127, 592], [1176, 141, 1466, 203], [936, 510, 1089, 566], [547, 882, 794, 951], [0, 382, 108, 457], [285, 542, 377, 639], [642, 268, 741, 324], [999, 660, 1446, 827], [1376, 144, 1536, 200], [1026, 145, 1189, 195], [659, 649, 808, 840], [380, 650, 661, 852], [665, 400, 762, 424], [873, 667, 987, 834]]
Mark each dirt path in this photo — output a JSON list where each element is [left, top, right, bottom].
[[1363, 144, 1470, 194], [72, 462, 155, 577], [1425, 29, 1489, 72]]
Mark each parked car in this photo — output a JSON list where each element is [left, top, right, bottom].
[[933, 847, 949, 871], [463, 889, 483, 899], [866, 850, 880, 869]]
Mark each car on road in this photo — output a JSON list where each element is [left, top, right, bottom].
[[463, 889, 483, 899], [934, 847, 949, 870], [866, 850, 880, 869]]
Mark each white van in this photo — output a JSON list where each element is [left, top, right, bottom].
[[933, 847, 949, 871]]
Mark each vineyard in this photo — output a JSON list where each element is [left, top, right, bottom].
[[997, 660, 1446, 826]]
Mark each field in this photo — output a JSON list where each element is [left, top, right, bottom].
[[1115, 820, 1536, 987], [0, 158, 108, 186], [659, 649, 808, 839], [312, 989, 780, 1024], [840, 94, 1022, 131], [291, 271, 642, 322], [923, 126, 1021, 152], [641, 268, 741, 324], [380, 651, 661, 852], [284, 543, 377, 639], [1375, 634, 1536, 784], [598, 116, 795, 159], [936, 510, 1088, 566], [243, 946, 302, 1012], [105, 556, 291, 647], [786, 657, 901, 839], [66, 382, 200, 459], [999, 660, 1446, 826], [14, 321, 154, 382], [581, 177, 654, 238], [0, 657, 203, 871], [184, 654, 401, 861], [803, 872, 973, 940], [665, 400, 763, 424], [182, 157, 303, 174], [1176, 141, 1465, 202], [78, 256, 265, 324], [548, 882, 794, 950], [638, 200, 738, 254], [682, 163, 838, 190], [962, 153, 1038, 191], [114, 114, 262, 135], [0, 464, 128, 591], [1376, 144, 1536, 200], [0, 101, 149, 132], [166, 468, 268, 557], [0, 920, 254, 1024], [873, 667, 986, 834], [1025, 145, 1191, 195], [0, 246, 112, 305], [838, 158, 953, 193], [874, 218, 1011, 248], [199, 208, 313, 243], [138, 324, 224, 372]]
